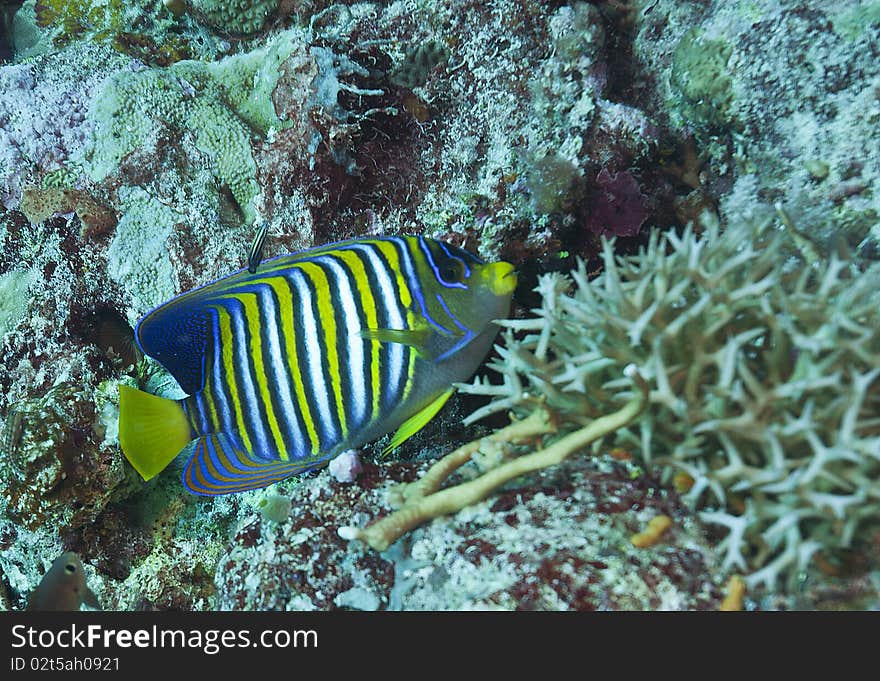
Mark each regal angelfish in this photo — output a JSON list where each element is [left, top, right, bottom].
[[118, 236, 517, 495]]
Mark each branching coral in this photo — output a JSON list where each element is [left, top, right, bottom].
[[339, 366, 648, 551], [457, 209, 880, 592]]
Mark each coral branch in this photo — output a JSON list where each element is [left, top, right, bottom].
[[390, 408, 556, 507], [339, 367, 649, 552]]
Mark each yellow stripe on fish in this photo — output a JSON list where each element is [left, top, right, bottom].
[[225, 290, 288, 459], [214, 305, 254, 454], [118, 235, 517, 495], [257, 274, 321, 454]]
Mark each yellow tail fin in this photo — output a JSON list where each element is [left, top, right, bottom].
[[118, 385, 193, 481]]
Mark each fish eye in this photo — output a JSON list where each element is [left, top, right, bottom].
[[439, 259, 465, 283], [65, 564, 77, 573]]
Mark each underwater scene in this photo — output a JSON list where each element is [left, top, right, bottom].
[[0, 0, 878, 612]]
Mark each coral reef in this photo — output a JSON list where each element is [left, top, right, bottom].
[[18, 0, 224, 64], [0, 43, 120, 210], [670, 27, 735, 130], [187, 0, 278, 36], [217, 457, 723, 610], [0, 207, 145, 608], [389, 39, 450, 89], [635, 0, 880, 250], [1, 0, 877, 612], [461, 208, 880, 592], [82, 29, 307, 224], [392, 0, 663, 270], [585, 167, 650, 237]]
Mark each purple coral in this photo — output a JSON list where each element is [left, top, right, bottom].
[[585, 168, 650, 238], [0, 51, 110, 209], [328, 449, 364, 483]]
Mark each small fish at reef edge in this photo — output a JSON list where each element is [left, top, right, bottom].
[[119, 235, 517, 495], [28, 552, 101, 611]]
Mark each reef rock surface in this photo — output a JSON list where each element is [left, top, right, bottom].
[[1, 0, 878, 611]]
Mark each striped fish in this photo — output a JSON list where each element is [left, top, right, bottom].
[[118, 235, 516, 495]]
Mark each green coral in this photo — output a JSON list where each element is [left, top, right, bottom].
[[462, 211, 880, 593], [205, 32, 303, 134], [389, 39, 450, 88], [26, 0, 196, 64], [34, 0, 126, 46], [831, 0, 880, 41], [189, 0, 277, 36], [671, 28, 736, 129], [84, 30, 301, 223], [86, 65, 256, 220], [105, 186, 184, 311], [41, 164, 83, 189]]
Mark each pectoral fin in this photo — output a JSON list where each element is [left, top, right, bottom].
[[360, 324, 436, 359], [382, 388, 454, 456]]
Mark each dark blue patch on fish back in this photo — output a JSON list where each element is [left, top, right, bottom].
[[136, 303, 208, 396]]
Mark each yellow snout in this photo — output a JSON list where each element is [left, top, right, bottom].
[[481, 261, 518, 296]]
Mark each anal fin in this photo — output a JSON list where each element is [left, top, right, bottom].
[[183, 433, 325, 496]]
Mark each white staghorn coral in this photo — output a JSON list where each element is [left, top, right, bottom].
[[461, 210, 880, 592]]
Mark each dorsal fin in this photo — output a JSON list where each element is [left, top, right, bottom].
[[134, 241, 388, 395]]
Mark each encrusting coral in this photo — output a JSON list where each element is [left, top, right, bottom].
[[448, 207, 879, 593], [82, 25, 390, 226], [83, 31, 300, 224], [186, 0, 277, 36], [26, 0, 197, 65]]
